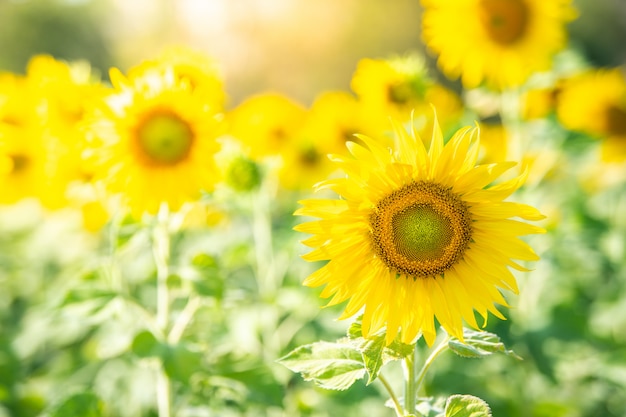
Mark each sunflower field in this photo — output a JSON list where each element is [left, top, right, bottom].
[[1, 1, 625, 416]]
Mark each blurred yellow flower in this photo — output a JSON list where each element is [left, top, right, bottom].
[[421, 0, 576, 89], [557, 68, 626, 161], [277, 91, 377, 190], [521, 86, 559, 120], [477, 121, 509, 163], [0, 56, 103, 209], [128, 45, 226, 109], [85, 65, 225, 215], [350, 56, 462, 136], [227, 93, 307, 159], [296, 113, 544, 346]]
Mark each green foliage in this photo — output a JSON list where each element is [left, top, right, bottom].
[[448, 329, 521, 360], [444, 395, 492, 417], [347, 318, 414, 384], [50, 392, 104, 417], [278, 341, 366, 390]]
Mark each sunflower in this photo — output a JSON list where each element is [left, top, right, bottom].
[[85, 66, 225, 215], [127, 45, 225, 109], [556, 68, 626, 161], [350, 56, 462, 136], [295, 114, 544, 345], [0, 67, 82, 209], [421, 0, 576, 89], [227, 93, 307, 159]]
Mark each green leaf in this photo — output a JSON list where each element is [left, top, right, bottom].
[[444, 394, 492, 417], [277, 341, 366, 390], [347, 319, 414, 384], [448, 329, 521, 360], [163, 344, 203, 384], [61, 289, 118, 305], [131, 330, 162, 358], [50, 392, 103, 417], [190, 253, 224, 299]]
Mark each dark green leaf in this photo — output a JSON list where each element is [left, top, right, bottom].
[[444, 394, 492, 417], [277, 340, 365, 390]]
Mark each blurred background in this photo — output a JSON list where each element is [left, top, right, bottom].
[[1, 0, 624, 107]]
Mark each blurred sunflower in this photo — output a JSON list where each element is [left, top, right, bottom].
[[557, 68, 626, 161], [421, 0, 576, 89], [350, 56, 462, 136], [295, 114, 544, 345], [127, 45, 225, 109], [227, 93, 307, 159], [0, 73, 51, 205], [276, 91, 376, 190], [85, 66, 225, 215], [0, 62, 95, 209]]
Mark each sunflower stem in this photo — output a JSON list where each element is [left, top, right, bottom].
[[403, 344, 418, 415], [378, 373, 403, 417], [153, 203, 172, 417], [415, 335, 450, 397]]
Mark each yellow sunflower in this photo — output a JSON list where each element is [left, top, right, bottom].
[[556, 68, 626, 161], [0, 70, 76, 208], [295, 114, 544, 346], [127, 45, 225, 109], [85, 67, 225, 215], [351, 56, 463, 137], [227, 93, 307, 158], [421, 0, 576, 89]]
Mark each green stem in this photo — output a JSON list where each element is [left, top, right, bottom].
[[415, 336, 450, 397], [378, 374, 403, 417], [403, 344, 418, 416], [152, 204, 172, 417]]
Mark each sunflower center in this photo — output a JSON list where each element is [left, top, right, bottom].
[[605, 105, 626, 136], [9, 154, 29, 174], [480, 0, 529, 45], [370, 181, 472, 278], [136, 111, 193, 165]]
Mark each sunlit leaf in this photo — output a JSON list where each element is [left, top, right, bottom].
[[448, 329, 521, 360], [347, 318, 414, 384], [444, 394, 492, 417], [277, 340, 365, 390]]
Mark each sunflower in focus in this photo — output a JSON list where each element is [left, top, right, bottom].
[[351, 56, 462, 136], [421, 0, 576, 89], [557, 68, 626, 161], [85, 66, 225, 215], [295, 114, 544, 345]]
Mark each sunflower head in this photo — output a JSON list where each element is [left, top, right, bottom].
[[86, 66, 225, 215], [296, 112, 545, 345], [557, 68, 626, 161], [421, 0, 577, 89]]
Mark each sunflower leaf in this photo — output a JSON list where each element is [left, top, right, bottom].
[[448, 329, 522, 360], [277, 341, 366, 390], [347, 319, 415, 384], [444, 394, 492, 417]]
